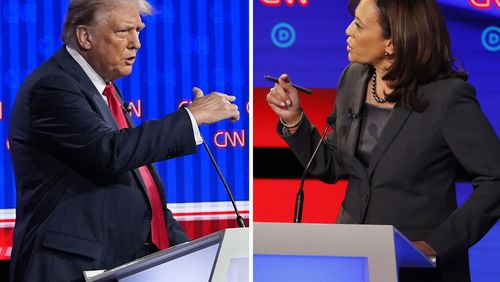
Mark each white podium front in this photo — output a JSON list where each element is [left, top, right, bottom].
[[254, 223, 435, 282], [85, 227, 248, 282]]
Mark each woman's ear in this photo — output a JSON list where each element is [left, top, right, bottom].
[[385, 38, 394, 56]]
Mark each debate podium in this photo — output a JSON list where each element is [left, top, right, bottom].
[[85, 227, 248, 282], [254, 222, 435, 282]]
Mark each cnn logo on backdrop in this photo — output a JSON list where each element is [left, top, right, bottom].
[[214, 130, 246, 148], [469, 0, 500, 8], [260, 0, 310, 7]]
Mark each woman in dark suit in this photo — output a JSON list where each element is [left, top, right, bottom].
[[266, 0, 500, 281]]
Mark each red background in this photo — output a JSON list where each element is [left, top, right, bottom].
[[253, 87, 347, 223]]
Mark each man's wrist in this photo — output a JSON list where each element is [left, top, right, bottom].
[[183, 107, 203, 145]]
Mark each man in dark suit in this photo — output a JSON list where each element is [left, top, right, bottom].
[[9, 1, 240, 281]]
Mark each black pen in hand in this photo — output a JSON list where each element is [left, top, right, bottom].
[[264, 75, 312, 95]]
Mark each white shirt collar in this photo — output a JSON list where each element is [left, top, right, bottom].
[[66, 45, 108, 101]]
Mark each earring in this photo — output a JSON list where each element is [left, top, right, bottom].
[[384, 51, 389, 57]]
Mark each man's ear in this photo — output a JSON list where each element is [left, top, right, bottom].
[[76, 25, 92, 50]]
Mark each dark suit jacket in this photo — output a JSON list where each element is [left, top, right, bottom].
[[280, 63, 500, 282], [9, 47, 196, 282]]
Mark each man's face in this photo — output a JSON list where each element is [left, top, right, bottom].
[[87, 2, 145, 81]]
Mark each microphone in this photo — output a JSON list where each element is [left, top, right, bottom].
[[182, 90, 245, 228], [294, 112, 336, 223], [201, 135, 246, 228], [122, 102, 132, 113], [348, 108, 362, 120]]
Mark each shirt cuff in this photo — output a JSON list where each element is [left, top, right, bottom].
[[184, 107, 203, 145]]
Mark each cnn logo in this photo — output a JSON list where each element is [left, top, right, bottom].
[[469, 0, 500, 9], [260, 0, 310, 7], [125, 100, 142, 118], [214, 130, 246, 148]]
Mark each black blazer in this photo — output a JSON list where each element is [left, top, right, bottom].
[[281, 63, 500, 282], [9, 47, 196, 282]]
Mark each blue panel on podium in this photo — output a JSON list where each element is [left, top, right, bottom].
[[253, 254, 369, 282], [394, 229, 435, 268]]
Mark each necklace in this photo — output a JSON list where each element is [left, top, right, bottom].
[[371, 72, 388, 103]]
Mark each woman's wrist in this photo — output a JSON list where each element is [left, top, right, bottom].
[[280, 110, 304, 128]]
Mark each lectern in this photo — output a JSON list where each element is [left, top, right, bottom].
[[85, 227, 248, 282], [254, 223, 435, 282]]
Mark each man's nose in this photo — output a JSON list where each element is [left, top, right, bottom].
[[129, 30, 141, 49]]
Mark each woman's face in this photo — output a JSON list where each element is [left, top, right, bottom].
[[345, 0, 391, 66]]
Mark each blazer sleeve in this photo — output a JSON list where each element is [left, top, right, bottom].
[[276, 65, 352, 183], [425, 80, 500, 261], [29, 74, 198, 175], [277, 114, 346, 183]]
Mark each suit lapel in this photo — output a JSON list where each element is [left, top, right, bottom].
[[342, 65, 414, 184], [346, 70, 369, 158], [110, 83, 152, 195], [112, 85, 148, 192], [53, 46, 119, 129], [88, 88, 120, 129], [54, 47, 151, 197], [367, 102, 412, 179]]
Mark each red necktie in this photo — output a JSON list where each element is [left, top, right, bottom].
[[103, 82, 170, 250]]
